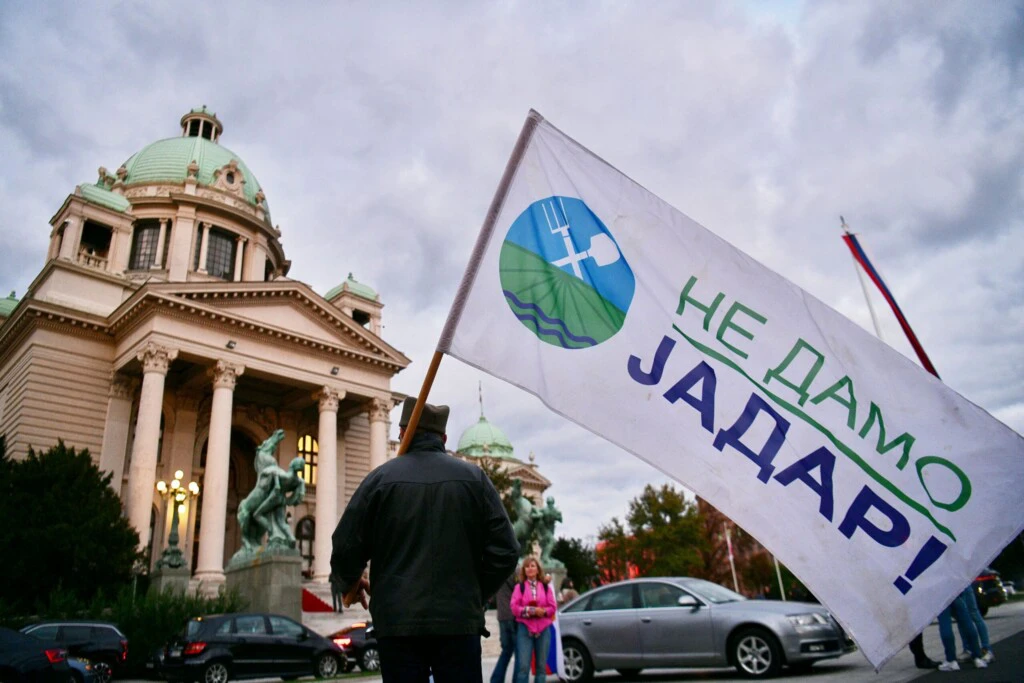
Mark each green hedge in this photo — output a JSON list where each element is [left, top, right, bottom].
[[9, 585, 247, 673]]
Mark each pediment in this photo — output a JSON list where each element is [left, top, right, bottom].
[[109, 281, 410, 371]]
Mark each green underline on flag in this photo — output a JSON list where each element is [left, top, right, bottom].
[[671, 324, 956, 543]]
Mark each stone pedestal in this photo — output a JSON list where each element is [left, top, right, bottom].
[[149, 566, 192, 596], [226, 551, 302, 621]]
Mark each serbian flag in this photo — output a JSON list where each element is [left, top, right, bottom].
[[531, 621, 566, 680], [435, 110, 1024, 669], [841, 231, 940, 378]]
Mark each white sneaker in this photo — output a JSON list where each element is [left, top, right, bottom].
[[957, 649, 973, 662], [982, 649, 995, 663], [938, 660, 960, 672], [973, 657, 988, 669]]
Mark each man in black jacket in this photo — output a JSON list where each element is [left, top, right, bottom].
[[331, 397, 520, 683]]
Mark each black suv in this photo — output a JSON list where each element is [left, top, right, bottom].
[[159, 613, 342, 683], [20, 621, 127, 683]]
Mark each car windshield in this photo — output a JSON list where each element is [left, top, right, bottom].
[[681, 579, 746, 604]]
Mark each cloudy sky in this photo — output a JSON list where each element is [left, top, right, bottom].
[[1, 1, 1021, 542]]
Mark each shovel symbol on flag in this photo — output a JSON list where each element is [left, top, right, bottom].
[[542, 197, 621, 279]]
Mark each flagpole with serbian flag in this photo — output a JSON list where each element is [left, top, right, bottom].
[[840, 218, 940, 378], [404, 110, 1022, 670]]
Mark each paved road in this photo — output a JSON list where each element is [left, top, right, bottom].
[[124, 599, 1023, 683]]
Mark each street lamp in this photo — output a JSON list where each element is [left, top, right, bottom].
[[155, 470, 200, 569]]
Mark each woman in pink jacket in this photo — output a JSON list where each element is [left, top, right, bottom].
[[510, 556, 558, 683]]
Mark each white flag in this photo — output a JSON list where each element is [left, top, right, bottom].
[[438, 111, 1024, 669]]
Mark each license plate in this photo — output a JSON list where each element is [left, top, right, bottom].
[[170, 647, 182, 657]]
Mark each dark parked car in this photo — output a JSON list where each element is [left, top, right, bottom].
[[558, 578, 855, 680], [67, 658, 99, 683], [0, 627, 71, 683], [973, 569, 1007, 616], [159, 613, 342, 683], [326, 622, 379, 673], [19, 622, 126, 683]]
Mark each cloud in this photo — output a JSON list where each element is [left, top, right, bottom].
[[1, 0, 1020, 546]]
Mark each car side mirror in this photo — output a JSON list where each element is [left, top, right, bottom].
[[677, 595, 700, 608], [299, 630, 309, 640]]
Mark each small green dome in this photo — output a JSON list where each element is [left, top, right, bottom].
[[0, 291, 19, 318], [325, 273, 378, 301], [121, 136, 266, 207], [457, 415, 514, 458]]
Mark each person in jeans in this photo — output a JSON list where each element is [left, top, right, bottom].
[[936, 589, 986, 672], [490, 568, 519, 683], [510, 556, 557, 683], [958, 587, 994, 664]]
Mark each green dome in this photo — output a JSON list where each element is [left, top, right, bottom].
[[325, 273, 378, 301], [121, 136, 266, 207], [0, 291, 19, 318], [457, 415, 514, 459]]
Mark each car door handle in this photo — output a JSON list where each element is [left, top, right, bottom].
[[640, 617, 652, 623], [582, 620, 592, 626]]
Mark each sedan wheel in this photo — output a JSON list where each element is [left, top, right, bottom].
[[203, 662, 230, 683], [733, 627, 782, 678], [316, 653, 339, 678], [92, 662, 113, 683], [361, 647, 380, 672], [562, 640, 594, 683]]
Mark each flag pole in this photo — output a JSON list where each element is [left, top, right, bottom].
[[841, 216, 885, 340], [399, 110, 544, 455]]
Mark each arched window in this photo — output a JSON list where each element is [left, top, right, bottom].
[[129, 221, 160, 270], [296, 516, 315, 576], [298, 434, 318, 486]]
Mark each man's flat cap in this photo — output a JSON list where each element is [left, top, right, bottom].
[[399, 397, 450, 435]]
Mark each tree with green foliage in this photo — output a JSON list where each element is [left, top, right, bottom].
[[596, 517, 632, 583], [477, 457, 517, 521], [0, 440, 141, 613], [551, 536, 600, 590], [625, 484, 706, 576]]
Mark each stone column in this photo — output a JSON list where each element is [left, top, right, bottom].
[[98, 374, 137, 492], [313, 387, 344, 583], [233, 236, 246, 281], [368, 398, 390, 471], [58, 216, 83, 260], [197, 222, 211, 274], [124, 343, 177, 549], [152, 219, 168, 269], [167, 206, 196, 281], [194, 360, 244, 589]]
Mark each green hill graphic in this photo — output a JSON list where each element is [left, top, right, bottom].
[[499, 241, 627, 348]]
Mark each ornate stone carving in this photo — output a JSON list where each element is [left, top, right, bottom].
[[368, 397, 391, 423], [210, 360, 245, 390], [187, 160, 199, 179], [316, 387, 343, 413], [109, 373, 137, 400], [137, 342, 178, 375]]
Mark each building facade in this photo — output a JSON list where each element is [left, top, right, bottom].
[[452, 402, 551, 503], [0, 108, 410, 593]]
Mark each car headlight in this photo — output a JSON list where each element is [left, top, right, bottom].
[[787, 613, 829, 631]]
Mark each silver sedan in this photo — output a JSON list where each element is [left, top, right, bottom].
[[558, 577, 855, 680]]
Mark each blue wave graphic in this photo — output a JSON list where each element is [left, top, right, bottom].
[[513, 312, 596, 349], [503, 290, 599, 345]]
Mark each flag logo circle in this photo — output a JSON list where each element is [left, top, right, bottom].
[[499, 196, 635, 349]]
